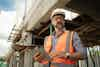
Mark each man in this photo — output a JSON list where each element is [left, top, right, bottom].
[[33, 8, 87, 67]]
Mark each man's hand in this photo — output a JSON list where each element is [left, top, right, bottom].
[[49, 51, 68, 58], [33, 52, 43, 62], [49, 52, 58, 57]]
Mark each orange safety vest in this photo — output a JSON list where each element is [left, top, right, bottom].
[[41, 31, 76, 64]]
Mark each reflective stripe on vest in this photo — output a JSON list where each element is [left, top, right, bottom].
[[44, 31, 76, 64]]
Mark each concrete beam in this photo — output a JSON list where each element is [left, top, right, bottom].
[[26, 0, 70, 31]]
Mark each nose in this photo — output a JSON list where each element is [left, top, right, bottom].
[[56, 18, 61, 22]]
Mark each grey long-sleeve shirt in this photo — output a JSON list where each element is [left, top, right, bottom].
[[73, 32, 87, 57]]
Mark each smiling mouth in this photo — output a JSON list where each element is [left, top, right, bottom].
[[55, 22, 64, 27], [57, 22, 63, 25]]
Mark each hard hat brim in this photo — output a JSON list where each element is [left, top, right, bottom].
[[52, 14, 65, 19]]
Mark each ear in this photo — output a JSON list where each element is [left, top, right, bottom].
[[51, 20, 55, 26], [63, 20, 65, 24]]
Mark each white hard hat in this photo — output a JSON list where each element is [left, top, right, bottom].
[[51, 8, 66, 19]]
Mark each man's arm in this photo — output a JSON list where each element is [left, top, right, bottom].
[[33, 37, 49, 62], [68, 32, 87, 60]]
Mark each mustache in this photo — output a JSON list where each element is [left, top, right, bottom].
[[55, 23, 64, 28], [56, 22, 64, 25]]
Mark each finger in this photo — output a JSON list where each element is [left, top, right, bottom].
[[35, 56, 41, 61], [34, 53, 41, 57]]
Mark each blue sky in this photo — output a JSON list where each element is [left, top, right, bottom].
[[0, 0, 18, 57], [0, 0, 15, 11], [0, 0, 26, 57]]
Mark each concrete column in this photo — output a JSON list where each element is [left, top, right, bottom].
[[9, 57, 13, 67], [19, 52, 24, 67], [13, 55, 17, 67], [34, 62, 44, 67], [15, 52, 20, 67], [21, 31, 33, 67], [24, 49, 33, 67], [9, 55, 16, 67]]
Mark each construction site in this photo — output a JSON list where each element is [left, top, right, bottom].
[[0, 0, 100, 67]]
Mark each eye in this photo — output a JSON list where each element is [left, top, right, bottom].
[[52, 16, 64, 21]]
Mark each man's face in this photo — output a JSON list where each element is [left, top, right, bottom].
[[51, 15, 65, 29]]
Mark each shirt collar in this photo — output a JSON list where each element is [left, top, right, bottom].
[[52, 28, 66, 38]]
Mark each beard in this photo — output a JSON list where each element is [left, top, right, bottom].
[[55, 22, 64, 29]]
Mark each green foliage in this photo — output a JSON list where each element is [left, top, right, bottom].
[[0, 58, 5, 62]]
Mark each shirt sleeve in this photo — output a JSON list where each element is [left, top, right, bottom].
[[73, 32, 87, 57]]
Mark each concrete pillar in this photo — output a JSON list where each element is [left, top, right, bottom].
[[19, 52, 24, 67], [9, 57, 13, 67], [34, 62, 43, 67], [13, 55, 17, 67], [9, 55, 17, 67], [15, 52, 20, 67], [21, 31, 33, 67], [24, 49, 33, 67]]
